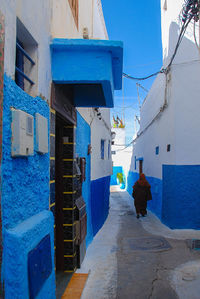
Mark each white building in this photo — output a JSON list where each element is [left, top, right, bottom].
[[111, 126, 132, 188], [0, 0, 123, 297], [127, 0, 200, 229]]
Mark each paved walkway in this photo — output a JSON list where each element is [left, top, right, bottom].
[[77, 188, 200, 299]]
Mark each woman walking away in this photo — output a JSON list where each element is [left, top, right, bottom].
[[132, 173, 152, 219]]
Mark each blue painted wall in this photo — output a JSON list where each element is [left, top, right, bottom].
[[126, 171, 139, 195], [2, 76, 50, 227], [75, 112, 93, 247], [127, 171, 162, 217], [2, 76, 55, 298], [4, 211, 55, 299], [91, 176, 110, 237], [110, 166, 126, 189], [127, 165, 200, 229], [162, 165, 200, 229]]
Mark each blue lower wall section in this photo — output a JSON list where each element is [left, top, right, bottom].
[[127, 165, 200, 229], [4, 211, 55, 299], [2, 75, 50, 228], [126, 171, 139, 195], [2, 76, 55, 297], [111, 166, 123, 185], [127, 171, 162, 219], [91, 176, 111, 237], [162, 165, 200, 229], [75, 112, 93, 247], [146, 176, 163, 219]]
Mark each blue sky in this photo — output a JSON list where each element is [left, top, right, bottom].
[[101, 0, 163, 143]]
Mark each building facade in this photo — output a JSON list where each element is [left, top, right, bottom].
[[0, 0, 123, 297], [111, 118, 132, 189], [127, 0, 200, 229]]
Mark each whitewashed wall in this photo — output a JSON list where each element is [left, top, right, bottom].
[[130, 0, 200, 180], [1, 0, 52, 99], [51, 0, 112, 180], [112, 128, 132, 179]]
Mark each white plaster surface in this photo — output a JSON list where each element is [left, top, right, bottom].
[[131, 0, 200, 180], [51, 0, 107, 40], [91, 111, 112, 181], [141, 210, 200, 240], [77, 189, 200, 299], [2, 0, 52, 99], [76, 189, 122, 299], [112, 127, 133, 182], [170, 261, 200, 299], [51, 0, 112, 181]]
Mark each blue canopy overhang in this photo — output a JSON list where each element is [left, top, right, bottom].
[[50, 39, 123, 108]]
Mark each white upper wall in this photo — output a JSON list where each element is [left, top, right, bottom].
[[1, 0, 52, 99], [51, 0, 111, 180], [51, 0, 108, 40], [161, 0, 199, 66], [130, 0, 200, 179]]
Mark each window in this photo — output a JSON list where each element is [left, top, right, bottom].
[[108, 140, 111, 160], [155, 146, 159, 155], [68, 0, 79, 28], [167, 144, 171, 152], [101, 139, 105, 159], [15, 18, 38, 96]]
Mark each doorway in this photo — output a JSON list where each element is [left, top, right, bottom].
[[55, 113, 77, 272], [139, 160, 143, 175]]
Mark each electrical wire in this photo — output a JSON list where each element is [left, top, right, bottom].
[[114, 140, 135, 152], [193, 19, 200, 52], [122, 70, 162, 81], [123, 0, 200, 81], [114, 0, 200, 152]]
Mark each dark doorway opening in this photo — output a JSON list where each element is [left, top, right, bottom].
[[139, 160, 143, 175], [55, 113, 77, 272]]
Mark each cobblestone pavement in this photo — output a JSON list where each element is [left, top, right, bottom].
[[77, 188, 200, 299]]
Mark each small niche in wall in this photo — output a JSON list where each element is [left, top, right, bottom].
[[155, 146, 159, 155], [167, 144, 171, 152]]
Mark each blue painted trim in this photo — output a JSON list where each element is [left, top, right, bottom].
[[50, 39, 123, 108], [51, 39, 123, 89], [75, 112, 93, 247], [15, 67, 35, 85], [136, 157, 143, 161], [16, 42, 35, 65]]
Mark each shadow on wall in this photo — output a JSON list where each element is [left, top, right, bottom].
[[165, 21, 199, 66]]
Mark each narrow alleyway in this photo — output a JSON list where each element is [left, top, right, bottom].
[[77, 187, 200, 299]]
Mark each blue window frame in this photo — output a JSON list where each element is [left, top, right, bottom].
[[15, 39, 35, 90], [101, 139, 105, 159]]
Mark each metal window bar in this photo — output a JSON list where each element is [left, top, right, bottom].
[[15, 67, 35, 85], [16, 42, 35, 65]]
